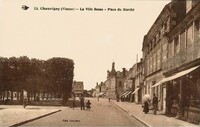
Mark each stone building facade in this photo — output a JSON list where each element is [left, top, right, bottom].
[[72, 81, 84, 97], [155, 0, 200, 123], [142, 0, 186, 112], [105, 62, 127, 99]]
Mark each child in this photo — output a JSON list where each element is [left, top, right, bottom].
[[86, 100, 91, 111]]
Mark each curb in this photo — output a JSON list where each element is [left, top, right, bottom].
[[111, 101, 152, 127], [10, 109, 62, 127]]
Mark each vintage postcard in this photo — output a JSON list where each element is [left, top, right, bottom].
[[0, 0, 200, 126]]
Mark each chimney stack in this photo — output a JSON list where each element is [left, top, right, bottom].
[[122, 68, 126, 77]]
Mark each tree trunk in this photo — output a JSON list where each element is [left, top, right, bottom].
[[0, 92, 2, 100], [17, 91, 19, 101], [62, 93, 67, 106], [42, 92, 45, 100], [20, 90, 23, 104], [3, 91, 5, 101], [27, 91, 30, 103], [38, 92, 40, 101], [34, 92, 36, 101], [50, 92, 53, 100], [6, 91, 9, 99], [11, 90, 13, 101], [46, 92, 49, 100]]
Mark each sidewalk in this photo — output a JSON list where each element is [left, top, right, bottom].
[[0, 105, 62, 126], [111, 100, 199, 127]]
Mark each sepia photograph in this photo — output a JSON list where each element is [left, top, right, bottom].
[[0, 0, 200, 126]]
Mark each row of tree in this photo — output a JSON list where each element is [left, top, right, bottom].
[[0, 56, 74, 105]]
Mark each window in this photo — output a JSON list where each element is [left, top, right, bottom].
[[157, 49, 161, 70], [162, 42, 168, 60], [146, 59, 149, 75], [149, 42, 152, 51], [194, 19, 199, 41], [164, 18, 170, 33], [150, 57, 153, 74], [153, 53, 156, 72], [174, 36, 180, 54], [180, 30, 186, 51], [187, 23, 194, 58], [186, 0, 192, 14], [187, 23, 194, 46], [156, 33, 160, 42], [168, 41, 174, 58]]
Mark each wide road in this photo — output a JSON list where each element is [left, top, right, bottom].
[[22, 98, 146, 126]]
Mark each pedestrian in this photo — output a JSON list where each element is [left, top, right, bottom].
[[143, 100, 149, 114], [72, 97, 76, 110], [97, 96, 99, 101], [86, 100, 91, 111], [23, 98, 28, 109], [108, 97, 111, 102], [80, 95, 85, 110], [153, 93, 158, 115]]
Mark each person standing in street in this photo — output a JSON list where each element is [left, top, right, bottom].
[[80, 95, 85, 110], [72, 97, 76, 110], [143, 100, 149, 114], [86, 100, 91, 111], [153, 93, 158, 115], [23, 98, 28, 109]]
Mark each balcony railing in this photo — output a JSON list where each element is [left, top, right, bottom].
[[162, 39, 200, 72]]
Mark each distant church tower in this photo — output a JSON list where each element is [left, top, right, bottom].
[[107, 62, 117, 77]]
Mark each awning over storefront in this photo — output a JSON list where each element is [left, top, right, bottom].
[[131, 88, 140, 95], [120, 91, 129, 97], [124, 91, 132, 98], [98, 92, 105, 96], [152, 65, 200, 88]]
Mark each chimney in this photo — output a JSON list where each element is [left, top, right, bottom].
[[112, 62, 115, 71], [122, 68, 126, 77]]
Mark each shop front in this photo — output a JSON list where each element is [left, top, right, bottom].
[[153, 65, 200, 124]]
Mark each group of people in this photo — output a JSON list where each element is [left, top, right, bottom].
[[143, 93, 158, 115], [72, 95, 91, 111]]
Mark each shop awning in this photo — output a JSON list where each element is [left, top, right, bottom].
[[120, 91, 129, 97], [124, 91, 132, 98], [152, 65, 200, 88], [132, 88, 140, 95], [98, 92, 105, 96]]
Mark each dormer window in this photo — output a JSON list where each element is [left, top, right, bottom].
[[186, 0, 192, 14]]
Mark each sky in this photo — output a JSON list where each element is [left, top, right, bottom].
[[0, 0, 170, 90]]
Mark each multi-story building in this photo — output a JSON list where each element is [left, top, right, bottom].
[[95, 83, 101, 97], [105, 62, 127, 99], [99, 82, 106, 94], [134, 59, 144, 104], [152, 0, 200, 123], [142, 1, 186, 112], [72, 81, 84, 97], [121, 67, 134, 102], [95, 82, 106, 97], [88, 88, 95, 97]]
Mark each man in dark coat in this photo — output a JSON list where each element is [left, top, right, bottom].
[[80, 95, 85, 110], [153, 93, 158, 115], [143, 101, 149, 114]]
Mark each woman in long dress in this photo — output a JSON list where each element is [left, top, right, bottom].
[[143, 100, 149, 114]]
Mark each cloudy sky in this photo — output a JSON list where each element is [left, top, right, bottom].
[[0, 0, 170, 90]]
